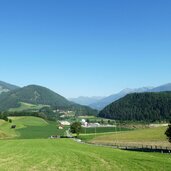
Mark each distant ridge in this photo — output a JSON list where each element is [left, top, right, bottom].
[[89, 83, 171, 110], [90, 87, 153, 110], [69, 96, 105, 106], [0, 81, 19, 94], [99, 91, 171, 121], [150, 83, 171, 92], [1, 80, 171, 113], [0, 84, 97, 116]]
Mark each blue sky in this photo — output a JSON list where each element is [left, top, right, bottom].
[[0, 0, 171, 98]]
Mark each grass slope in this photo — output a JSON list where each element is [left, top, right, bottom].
[[0, 116, 66, 139], [0, 139, 170, 171], [0, 117, 171, 170], [81, 127, 130, 134], [87, 126, 171, 147]]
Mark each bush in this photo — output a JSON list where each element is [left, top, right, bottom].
[[165, 123, 171, 143], [70, 122, 82, 137]]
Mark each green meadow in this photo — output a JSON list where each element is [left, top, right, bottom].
[[81, 126, 130, 134], [0, 139, 170, 171], [0, 116, 171, 171], [81, 126, 171, 147], [0, 116, 66, 139]]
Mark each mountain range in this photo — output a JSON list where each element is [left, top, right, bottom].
[[1, 81, 171, 113], [69, 83, 171, 110], [0, 82, 97, 116], [149, 83, 171, 92], [69, 96, 105, 106], [89, 87, 153, 110]]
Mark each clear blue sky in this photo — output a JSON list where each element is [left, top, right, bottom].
[[0, 0, 171, 98]]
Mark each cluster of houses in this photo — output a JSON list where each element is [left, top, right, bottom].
[[58, 119, 116, 130], [58, 121, 71, 129], [81, 119, 116, 128], [81, 119, 101, 127]]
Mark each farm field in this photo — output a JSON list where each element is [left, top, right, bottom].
[[0, 139, 170, 171], [81, 126, 130, 134], [0, 116, 171, 170], [84, 126, 171, 147], [0, 116, 66, 139]]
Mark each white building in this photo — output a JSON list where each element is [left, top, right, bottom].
[[59, 121, 71, 126], [81, 119, 88, 127]]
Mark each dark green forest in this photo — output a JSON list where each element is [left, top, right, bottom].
[[99, 92, 171, 121]]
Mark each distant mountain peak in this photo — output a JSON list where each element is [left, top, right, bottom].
[[90, 84, 171, 110], [119, 88, 134, 94]]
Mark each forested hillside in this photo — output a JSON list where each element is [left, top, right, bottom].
[[0, 85, 97, 117], [0, 81, 19, 94], [99, 92, 171, 121]]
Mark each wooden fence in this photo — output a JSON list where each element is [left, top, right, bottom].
[[85, 142, 171, 153]]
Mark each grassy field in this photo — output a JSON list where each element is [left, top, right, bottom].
[[85, 126, 171, 147], [81, 126, 130, 134], [9, 102, 49, 112], [0, 116, 66, 139], [0, 139, 170, 171], [0, 116, 171, 170]]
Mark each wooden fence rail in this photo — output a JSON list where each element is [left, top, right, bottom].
[[85, 142, 171, 153]]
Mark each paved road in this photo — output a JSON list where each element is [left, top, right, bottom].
[[66, 129, 72, 138]]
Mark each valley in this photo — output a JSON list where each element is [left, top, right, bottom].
[[0, 116, 170, 171], [0, 81, 171, 170]]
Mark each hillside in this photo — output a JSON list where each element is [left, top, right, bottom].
[[0, 116, 66, 139], [99, 92, 171, 121], [90, 83, 171, 110], [90, 87, 152, 110], [0, 81, 19, 94], [0, 85, 71, 110], [88, 126, 171, 147], [0, 85, 97, 116]]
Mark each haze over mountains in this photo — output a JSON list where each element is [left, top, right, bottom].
[[149, 83, 171, 92], [89, 87, 153, 110], [70, 83, 171, 110], [69, 96, 105, 106], [1, 81, 171, 112]]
